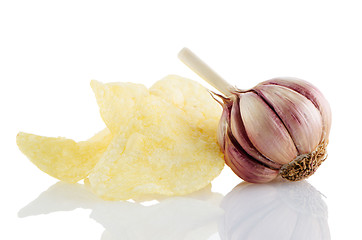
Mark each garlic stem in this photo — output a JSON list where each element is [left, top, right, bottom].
[[178, 48, 236, 97]]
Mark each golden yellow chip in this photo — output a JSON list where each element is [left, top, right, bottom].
[[16, 129, 112, 183], [150, 75, 221, 138], [88, 91, 224, 200], [90, 80, 148, 135], [16, 81, 148, 184], [17, 75, 224, 200]]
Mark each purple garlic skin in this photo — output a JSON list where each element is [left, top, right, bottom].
[[217, 77, 331, 183]]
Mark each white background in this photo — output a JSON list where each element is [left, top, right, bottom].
[[1, 0, 361, 239]]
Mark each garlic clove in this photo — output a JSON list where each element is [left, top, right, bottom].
[[224, 131, 279, 183], [230, 96, 282, 169], [255, 85, 323, 154], [217, 105, 230, 152], [215, 95, 233, 152], [259, 77, 331, 141], [239, 92, 298, 165]]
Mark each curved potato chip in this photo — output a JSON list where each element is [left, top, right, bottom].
[[150, 75, 221, 120], [17, 129, 112, 183], [17, 75, 224, 200], [150, 75, 222, 138], [88, 93, 224, 200], [90, 80, 148, 135]]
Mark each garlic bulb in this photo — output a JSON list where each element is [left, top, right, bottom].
[[178, 48, 331, 183]]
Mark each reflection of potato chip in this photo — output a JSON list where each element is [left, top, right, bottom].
[[16, 129, 112, 183], [88, 91, 224, 200]]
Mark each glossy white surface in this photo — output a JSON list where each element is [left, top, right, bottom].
[[17, 178, 330, 240], [1, 1, 361, 239]]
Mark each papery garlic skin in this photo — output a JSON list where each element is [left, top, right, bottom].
[[219, 77, 331, 183], [259, 77, 332, 141]]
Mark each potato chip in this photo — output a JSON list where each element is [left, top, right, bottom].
[[16, 128, 112, 183], [90, 80, 148, 135], [150, 75, 221, 138], [16, 81, 148, 183], [88, 85, 224, 200], [17, 75, 224, 200]]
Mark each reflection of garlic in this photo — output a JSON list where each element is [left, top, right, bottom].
[[179, 48, 331, 183], [219, 181, 330, 240]]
